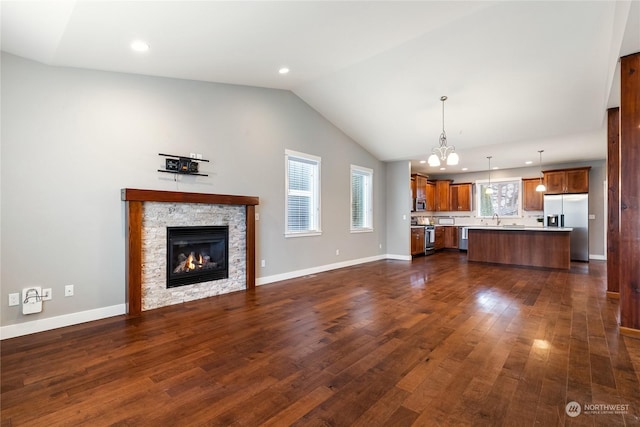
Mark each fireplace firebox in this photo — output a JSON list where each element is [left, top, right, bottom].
[[166, 226, 228, 288]]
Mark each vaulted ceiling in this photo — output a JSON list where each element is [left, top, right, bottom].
[[2, 1, 638, 173]]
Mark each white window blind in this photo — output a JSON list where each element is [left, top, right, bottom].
[[351, 165, 373, 232], [285, 150, 321, 236]]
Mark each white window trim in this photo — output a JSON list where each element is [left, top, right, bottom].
[[350, 164, 374, 233], [285, 149, 322, 238], [476, 176, 523, 218]]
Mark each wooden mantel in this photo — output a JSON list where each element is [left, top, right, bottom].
[[121, 188, 259, 316]]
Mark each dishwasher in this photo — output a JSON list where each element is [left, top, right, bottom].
[[458, 227, 468, 251]]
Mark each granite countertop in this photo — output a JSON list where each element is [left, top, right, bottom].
[[466, 226, 573, 232]]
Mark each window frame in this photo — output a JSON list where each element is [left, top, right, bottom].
[[476, 176, 523, 218], [284, 149, 322, 237], [350, 165, 374, 233]]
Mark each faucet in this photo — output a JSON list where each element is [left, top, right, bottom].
[[492, 213, 501, 226]]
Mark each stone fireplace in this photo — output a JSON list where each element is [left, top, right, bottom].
[[122, 189, 259, 315]]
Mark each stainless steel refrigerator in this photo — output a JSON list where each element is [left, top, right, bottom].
[[544, 194, 589, 261]]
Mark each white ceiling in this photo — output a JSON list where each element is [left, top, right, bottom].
[[2, 1, 639, 174]]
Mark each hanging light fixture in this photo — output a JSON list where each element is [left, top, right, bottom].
[[428, 96, 459, 167], [535, 150, 546, 192], [485, 156, 494, 195]]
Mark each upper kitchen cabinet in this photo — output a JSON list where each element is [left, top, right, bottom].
[[450, 183, 472, 211], [522, 178, 544, 211], [543, 167, 591, 194], [435, 180, 452, 211], [413, 174, 428, 200], [425, 181, 436, 211]]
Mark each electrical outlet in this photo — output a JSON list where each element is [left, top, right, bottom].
[[65, 285, 74, 297], [336, 249, 340, 256], [42, 288, 52, 301], [261, 260, 266, 267], [8, 293, 20, 307]]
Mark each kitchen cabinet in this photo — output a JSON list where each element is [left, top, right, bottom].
[[411, 174, 428, 200], [450, 183, 472, 211], [444, 226, 459, 249], [434, 226, 458, 249], [522, 178, 544, 211], [435, 180, 452, 211], [411, 228, 425, 256], [543, 167, 590, 194], [425, 182, 436, 211], [434, 226, 445, 250]]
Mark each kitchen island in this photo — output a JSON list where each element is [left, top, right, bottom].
[[467, 226, 572, 270]]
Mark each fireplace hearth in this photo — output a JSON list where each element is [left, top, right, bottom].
[[167, 226, 229, 288]]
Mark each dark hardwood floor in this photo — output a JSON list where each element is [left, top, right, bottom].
[[2, 252, 639, 426]]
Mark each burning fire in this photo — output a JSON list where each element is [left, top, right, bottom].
[[185, 252, 205, 271]]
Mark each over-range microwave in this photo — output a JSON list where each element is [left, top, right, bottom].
[[414, 198, 426, 211]]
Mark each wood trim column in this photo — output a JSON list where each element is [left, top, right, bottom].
[[619, 52, 640, 335], [246, 205, 256, 290], [607, 107, 620, 297], [126, 201, 143, 317]]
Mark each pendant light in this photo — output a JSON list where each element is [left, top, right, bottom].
[[427, 96, 459, 167], [535, 150, 546, 192], [485, 156, 494, 195]]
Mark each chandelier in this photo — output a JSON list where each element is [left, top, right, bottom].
[[428, 96, 459, 166], [485, 156, 494, 195], [535, 150, 546, 192]]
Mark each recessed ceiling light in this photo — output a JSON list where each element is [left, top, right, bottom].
[[440, 167, 446, 171], [525, 160, 533, 165], [131, 40, 149, 52], [492, 166, 499, 170], [462, 167, 468, 171], [279, 67, 290, 74], [419, 160, 426, 164]]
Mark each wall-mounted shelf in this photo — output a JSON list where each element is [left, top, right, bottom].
[[158, 153, 209, 176]]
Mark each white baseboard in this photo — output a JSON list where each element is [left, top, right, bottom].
[[257, 254, 390, 286], [589, 254, 606, 261], [385, 254, 412, 261], [0, 304, 126, 340]]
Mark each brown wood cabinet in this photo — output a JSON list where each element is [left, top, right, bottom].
[[522, 178, 544, 211], [443, 226, 459, 249], [411, 228, 425, 256], [543, 167, 590, 194], [434, 226, 445, 250], [435, 180, 452, 211], [450, 183, 472, 211], [411, 174, 428, 200], [425, 182, 436, 211]]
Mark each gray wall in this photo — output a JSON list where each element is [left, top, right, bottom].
[[1, 53, 387, 327], [385, 161, 411, 258], [426, 159, 607, 258]]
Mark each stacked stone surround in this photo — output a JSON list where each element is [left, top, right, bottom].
[[141, 202, 246, 310]]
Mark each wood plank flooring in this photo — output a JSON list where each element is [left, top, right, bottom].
[[2, 252, 639, 426]]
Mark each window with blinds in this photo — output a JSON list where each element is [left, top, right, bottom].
[[285, 150, 321, 236], [351, 165, 373, 232]]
